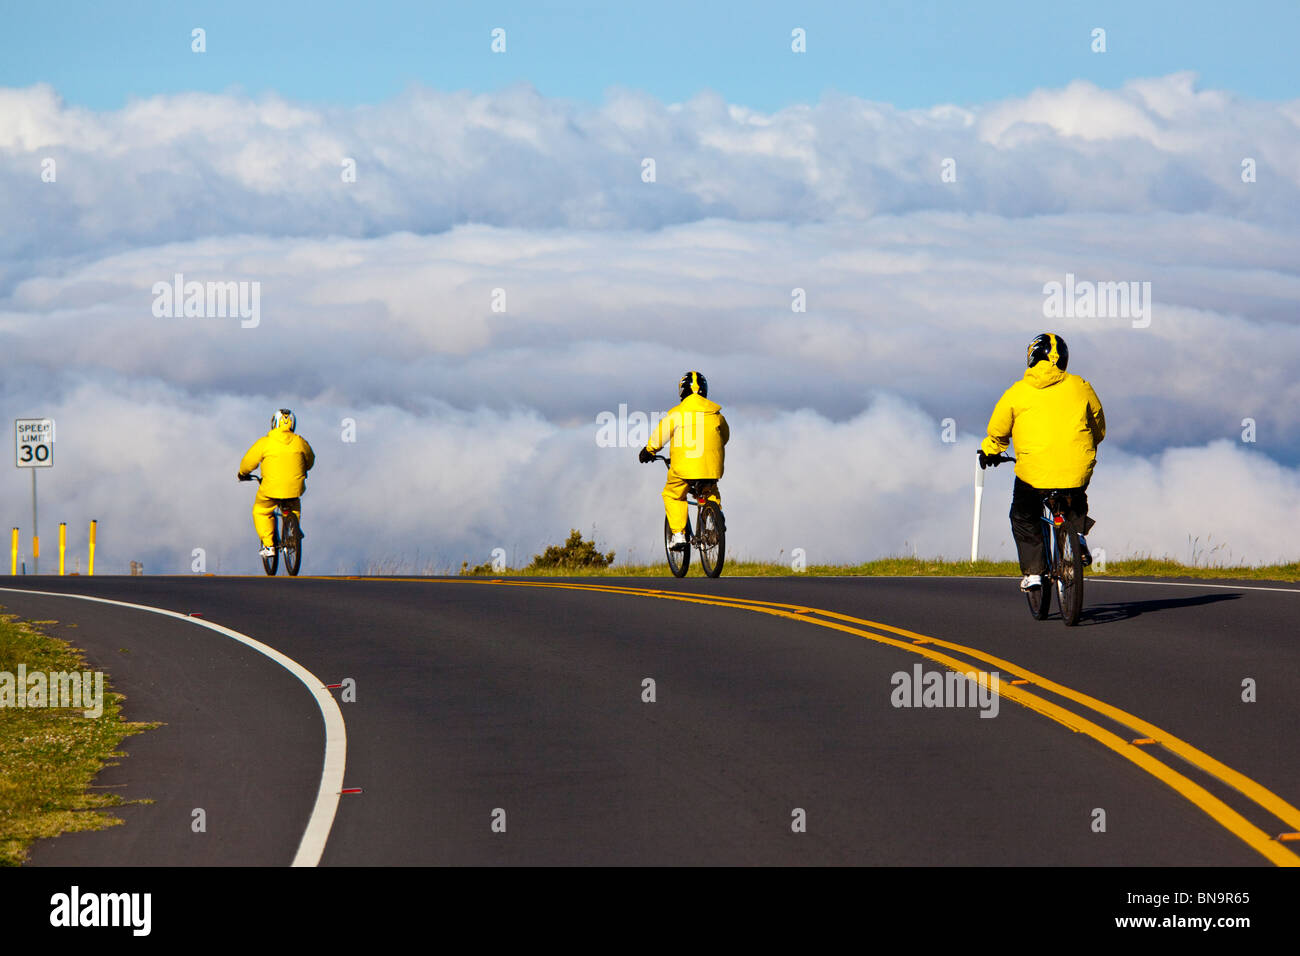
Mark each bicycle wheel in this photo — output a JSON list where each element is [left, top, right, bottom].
[[664, 516, 690, 578], [697, 503, 725, 578], [282, 512, 302, 577], [261, 513, 279, 576], [1057, 528, 1084, 626], [1026, 577, 1051, 619], [1026, 520, 1052, 620]]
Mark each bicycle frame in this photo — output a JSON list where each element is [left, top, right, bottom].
[[980, 452, 1084, 625], [1035, 488, 1084, 625], [653, 455, 725, 577], [240, 473, 302, 576], [1038, 496, 1062, 573]]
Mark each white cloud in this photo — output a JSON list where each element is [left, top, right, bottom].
[[18, 382, 1299, 575], [2, 73, 1298, 273], [3, 75, 1299, 571]]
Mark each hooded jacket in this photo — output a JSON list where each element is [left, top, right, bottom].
[[646, 394, 729, 480], [239, 428, 315, 498], [981, 361, 1105, 489]]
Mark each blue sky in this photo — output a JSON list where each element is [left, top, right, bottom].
[[4, 0, 1298, 111]]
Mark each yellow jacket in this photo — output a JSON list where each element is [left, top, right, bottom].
[[981, 363, 1105, 488], [646, 394, 729, 479], [239, 429, 315, 498]]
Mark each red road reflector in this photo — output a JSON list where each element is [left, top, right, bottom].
[[326, 683, 344, 689], [911, 638, 931, 645], [188, 612, 203, 618], [1278, 832, 1300, 842], [1010, 679, 1030, 685], [340, 788, 363, 795], [1132, 737, 1157, 746]]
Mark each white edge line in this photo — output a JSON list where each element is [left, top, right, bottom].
[[1080, 577, 1300, 593], [0, 587, 346, 867]]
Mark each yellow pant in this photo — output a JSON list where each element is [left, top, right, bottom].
[[663, 475, 720, 534], [253, 491, 300, 547]]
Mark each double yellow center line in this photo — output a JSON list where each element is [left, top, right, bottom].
[[348, 575, 1300, 866]]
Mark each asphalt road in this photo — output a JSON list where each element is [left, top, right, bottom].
[[2, 573, 1297, 866]]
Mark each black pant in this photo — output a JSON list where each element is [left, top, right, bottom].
[[1010, 477, 1090, 575]]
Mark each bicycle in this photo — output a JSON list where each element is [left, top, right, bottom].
[[238, 474, 302, 577], [653, 455, 725, 578], [985, 454, 1084, 625]]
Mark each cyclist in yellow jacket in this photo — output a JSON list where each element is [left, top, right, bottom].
[[639, 372, 730, 550], [979, 333, 1105, 591], [237, 409, 315, 558]]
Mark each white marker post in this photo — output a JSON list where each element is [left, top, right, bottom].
[[971, 457, 984, 562], [15, 419, 54, 574]]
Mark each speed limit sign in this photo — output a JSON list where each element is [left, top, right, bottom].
[[15, 419, 54, 468]]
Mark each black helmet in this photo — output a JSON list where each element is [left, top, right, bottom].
[[1027, 333, 1068, 371], [678, 371, 708, 399]]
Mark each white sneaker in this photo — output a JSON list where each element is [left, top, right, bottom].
[[1020, 574, 1042, 591], [668, 531, 687, 551], [259, 546, 276, 558]]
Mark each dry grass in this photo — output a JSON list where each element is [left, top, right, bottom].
[[0, 612, 156, 866]]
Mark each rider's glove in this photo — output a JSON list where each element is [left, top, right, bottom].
[[638, 448, 655, 464], [977, 450, 1000, 469], [237, 473, 251, 481]]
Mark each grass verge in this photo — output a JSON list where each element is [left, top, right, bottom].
[[0, 611, 156, 866], [457, 556, 1300, 582]]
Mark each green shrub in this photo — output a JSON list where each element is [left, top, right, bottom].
[[527, 530, 616, 570]]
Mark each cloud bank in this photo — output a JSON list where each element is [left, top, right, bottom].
[[2, 74, 1298, 572]]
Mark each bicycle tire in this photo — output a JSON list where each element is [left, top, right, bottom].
[[665, 516, 690, 578], [1026, 578, 1051, 619], [1057, 527, 1084, 626], [697, 502, 725, 578], [261, 513, 279, 576], [282, 512, 302, 577], [1026, 520, 1052, 620]]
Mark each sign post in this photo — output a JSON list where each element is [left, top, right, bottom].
[[15, 419, 54, 574]]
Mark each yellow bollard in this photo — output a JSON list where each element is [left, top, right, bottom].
[[59, 522, 66, 575], [9, 528, 16, 575], [88, 520, 97, 576]]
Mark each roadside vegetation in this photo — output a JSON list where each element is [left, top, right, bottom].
[[0, 612, 155, 866], [457, 534, 1300, 582]]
